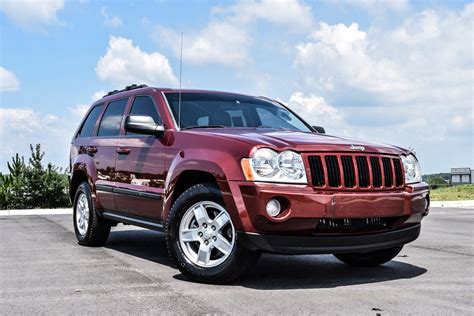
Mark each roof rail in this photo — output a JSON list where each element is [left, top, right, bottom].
[[103, 84, 148, 98]]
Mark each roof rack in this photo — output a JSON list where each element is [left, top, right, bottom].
[[103, 84, 148, 98]]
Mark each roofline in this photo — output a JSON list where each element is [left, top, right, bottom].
[[93, 86, 264, 106]]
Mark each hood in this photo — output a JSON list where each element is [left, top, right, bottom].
[[190, 128, 408, 155]]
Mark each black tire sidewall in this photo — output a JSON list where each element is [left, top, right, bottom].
[[73, 182, 94, 243]]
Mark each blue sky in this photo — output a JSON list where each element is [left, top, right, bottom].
[[0, 0, 473, 174]]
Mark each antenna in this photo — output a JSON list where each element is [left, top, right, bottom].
[[178, 32, 183, 129]]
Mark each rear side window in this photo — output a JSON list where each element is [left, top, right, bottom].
[[127, 96, 161, 136], [77, 104, 104, 138], [97, 98, 128, 137]]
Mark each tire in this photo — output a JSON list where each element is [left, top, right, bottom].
[[73, 182, 111, 246], [334, 246, 403, 267], [166, 183, 260, 284]]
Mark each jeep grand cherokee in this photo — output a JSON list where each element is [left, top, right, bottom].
[[69, 84, 430, 283]]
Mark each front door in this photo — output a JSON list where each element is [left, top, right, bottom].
[[114, 95, 167, 221]]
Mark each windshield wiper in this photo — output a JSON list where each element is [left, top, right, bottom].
[[181, 125, 226, 130]]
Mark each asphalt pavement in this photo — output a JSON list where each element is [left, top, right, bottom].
[[1, 207, 473, 315]]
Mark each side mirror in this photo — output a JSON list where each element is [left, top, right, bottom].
[[125, 115, 164, 137], [312, 126, 326, 134]]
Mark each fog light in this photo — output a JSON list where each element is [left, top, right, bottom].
[[266, 199, 281, 217]]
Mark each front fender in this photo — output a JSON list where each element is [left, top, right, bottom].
[[162, 149, 244, 229]]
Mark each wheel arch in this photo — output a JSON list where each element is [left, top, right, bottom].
[[69, 160, 95, 203], [162, 160, 240, 228]]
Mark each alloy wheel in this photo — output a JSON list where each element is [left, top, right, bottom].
[[179, 201, 235, 268], [75, 193, 89, 236]]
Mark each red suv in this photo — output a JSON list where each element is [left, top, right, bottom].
[[70, 84, 430, 283]]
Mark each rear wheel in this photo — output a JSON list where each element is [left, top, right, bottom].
[[73, 182, 111, 246], [166, 183, 260, 284], [334, 246, 403, 267]]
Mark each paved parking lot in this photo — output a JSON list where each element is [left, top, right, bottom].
[[1, 207, 473, 315]]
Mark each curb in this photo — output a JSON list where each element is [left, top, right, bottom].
[[0, 208, 72, 216], [430, 200, 474, 208]]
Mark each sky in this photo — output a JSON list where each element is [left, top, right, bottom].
[[0, 0, 473, 174]]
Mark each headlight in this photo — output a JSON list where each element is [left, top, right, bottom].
[[401, 154, 422, 184], [241, 148, 307, 184]]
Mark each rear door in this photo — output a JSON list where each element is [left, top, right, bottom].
[[114, 95, 167, 220], [92, 98, 129, 211]]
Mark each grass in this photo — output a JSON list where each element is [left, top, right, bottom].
[[430, 184, 474, 201]]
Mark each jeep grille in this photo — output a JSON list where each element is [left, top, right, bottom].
[[308, 154, 404, 189]]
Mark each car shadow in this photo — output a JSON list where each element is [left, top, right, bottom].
[[105, 229, 427, 290], [105, 229, 176, 267]]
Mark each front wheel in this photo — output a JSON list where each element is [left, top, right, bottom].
[[334, 246, 403, 267], [166, 183, 260, 284]]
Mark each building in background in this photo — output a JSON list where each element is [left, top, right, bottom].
[[451, 168, 474, 185]]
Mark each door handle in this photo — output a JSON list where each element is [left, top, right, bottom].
[[116, 147, 131, 155], [86, 146, 98, 155]]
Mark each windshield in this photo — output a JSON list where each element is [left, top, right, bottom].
[[164, 92, 312, 132]]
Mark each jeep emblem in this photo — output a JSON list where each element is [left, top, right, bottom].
[[350, 145, 365, 151]]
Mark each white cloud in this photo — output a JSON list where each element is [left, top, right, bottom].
[[156, 0, 313, 67], [157, 22, 250, 66], [92, 90, 106, 101], [212, 0, 313, 31], [0, 67, 20, 92], [70, 90, 107, 117], [0, 0, 64, 30], [328, 0, 409, 13], [295, 5, 474, 106], [100, 6, 122, 28], [0, 108, 73, 170], [96, 36, 178, 87], [295, 22, 407, 97], [286, 92, 346, 135], [70, 104, 90, 117]]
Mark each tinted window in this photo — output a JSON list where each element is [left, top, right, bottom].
[[127, 96, 161, 135], [164, 92, 311, 132], [97, 99, 128, 137], [77, 104, 104, 138]]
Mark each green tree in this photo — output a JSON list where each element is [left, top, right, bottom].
[[5, 154, 28, 209], [24, 144, 47, 207], [1, 144, 71, 210]]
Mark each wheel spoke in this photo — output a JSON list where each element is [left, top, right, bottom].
[[181, 228, 200, 242], [213, 211, 230, 230], [193, 204, 210, 225], [214, 235, 232, 255], [197, 244, 211, 264]]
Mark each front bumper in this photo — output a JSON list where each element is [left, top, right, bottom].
[[222, 181, 430, 234], [238, 223, 421, 254]]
